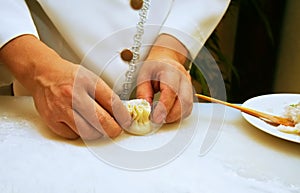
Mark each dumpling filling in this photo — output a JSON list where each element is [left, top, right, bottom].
[[277, 102, 300, 135], [123, 99, 152, 135]]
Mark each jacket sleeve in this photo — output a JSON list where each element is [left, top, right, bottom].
[[160, 0, 231, 59], [0, 1, 39, 86], [0, 0, 39, 48]]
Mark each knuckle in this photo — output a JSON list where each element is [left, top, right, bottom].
[[59, 84, 74, 98]]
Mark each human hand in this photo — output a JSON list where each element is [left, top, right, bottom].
[[136, 34, 193, 124], [32, 63, 132, 140], [0, 35, 131, 140]]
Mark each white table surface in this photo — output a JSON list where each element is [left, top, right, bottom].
[[0, 96, 299, 193]]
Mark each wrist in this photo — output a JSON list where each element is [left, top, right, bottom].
[[0, 34, 65, 94], [148, 34, 189, 65]]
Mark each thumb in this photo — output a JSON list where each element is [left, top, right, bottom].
[[136, 81, 154, 104]]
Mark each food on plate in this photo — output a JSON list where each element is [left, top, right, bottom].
[[123, 99, 152, 135], [277, 102, 300, 135]]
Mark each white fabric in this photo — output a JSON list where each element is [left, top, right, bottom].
[[0, 0, 39, 48], [0, 97, 299, 192], [0, 0, 230, 92]]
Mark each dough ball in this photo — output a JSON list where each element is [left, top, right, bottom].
[[123, 99, 152, 135]]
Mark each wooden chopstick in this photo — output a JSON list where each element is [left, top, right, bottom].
[[195, 94, 295, 127]]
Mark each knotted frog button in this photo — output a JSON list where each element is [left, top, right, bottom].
[[130, 0, 143, 10], [120, 49, 133, 62]]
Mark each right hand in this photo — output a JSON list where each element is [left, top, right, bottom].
[[0, 35, 132, 140], [32, 63, 132, 140]]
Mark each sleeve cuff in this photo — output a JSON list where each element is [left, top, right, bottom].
[[0, 1, 39, 48], [159, 0, 231, 60]]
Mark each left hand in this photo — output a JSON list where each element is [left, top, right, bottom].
[[136, 34, 193, 124]]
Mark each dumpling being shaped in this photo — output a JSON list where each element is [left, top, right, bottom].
[[123, 99, 152, 135]]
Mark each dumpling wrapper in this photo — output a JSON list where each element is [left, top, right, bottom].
[[123, 99, 152, 135], [277, 102, 300, 135]]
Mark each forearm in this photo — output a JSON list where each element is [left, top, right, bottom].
[[148, 34, 188, 65], [0, 35, 67, 94]]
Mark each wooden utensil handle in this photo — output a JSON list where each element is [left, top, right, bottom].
[[195, 94, 295, 126]]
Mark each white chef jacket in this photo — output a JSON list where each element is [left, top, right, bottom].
[[0, 0, 230, 95]]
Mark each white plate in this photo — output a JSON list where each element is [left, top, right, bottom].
[[241, 93, 300, 143]]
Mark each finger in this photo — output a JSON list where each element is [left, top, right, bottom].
[[94, 99, 123, 138], [73, 92, 123, 138], [92, 78, 132, 130], [156, 69, 192, 123], [179, 74, 194, 118], [136, 81, 154, 104], [47, 121, 79, 139], [152, 81, 177, 124], [165, 97, 192, 123], [152, 66, 183, 123], [136, 65, 155, 103], [166, 77, 193, 123], [63, 108, 103, 140], [165, 97, 181, 123], [41, 106, 79, 139], [111, 94, 132, 129]]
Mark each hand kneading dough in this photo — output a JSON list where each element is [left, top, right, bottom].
[[123, 99, 152, 135]]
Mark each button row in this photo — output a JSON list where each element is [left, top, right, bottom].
[[121, 0, 143, 62]]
